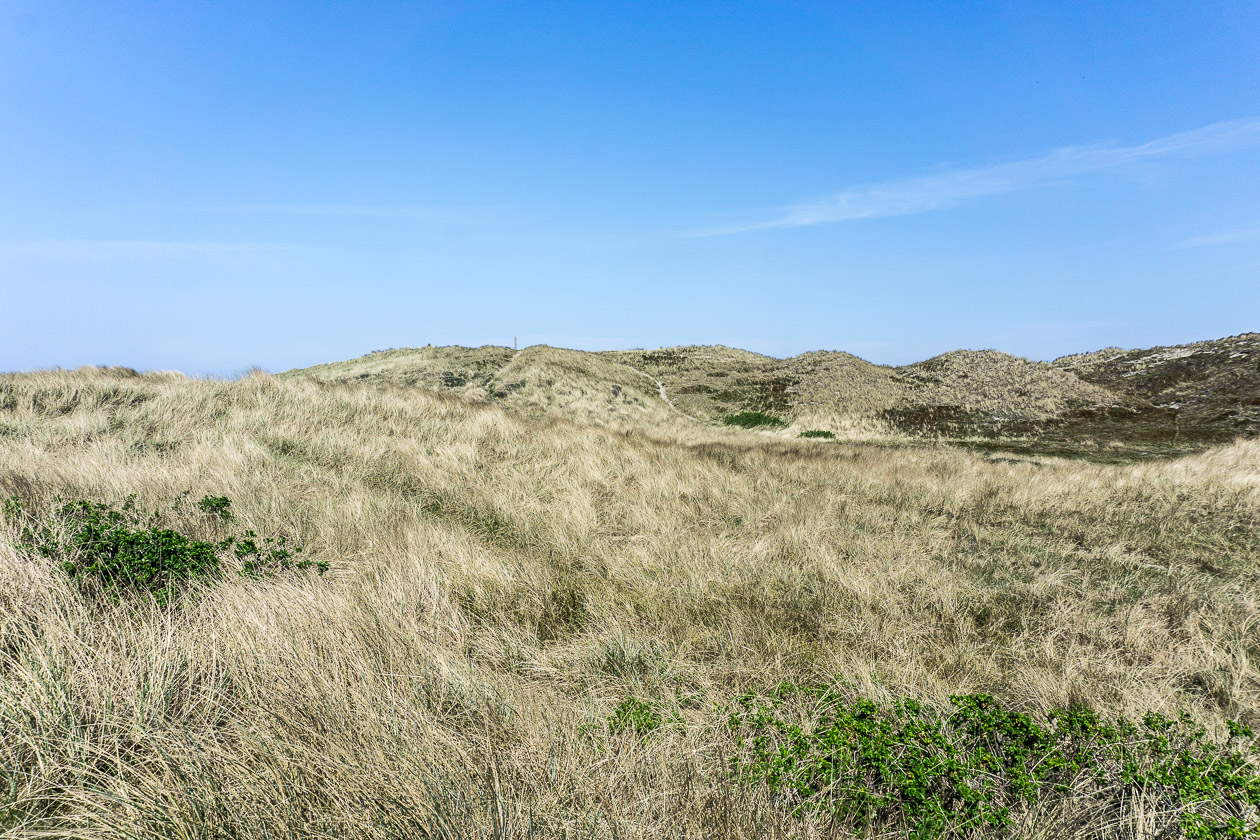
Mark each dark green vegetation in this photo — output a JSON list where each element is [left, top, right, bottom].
[[1056, 334, 1260, 441], [721, 410, 787, 429], [722, 685, 1260, 839], [799, 429, 836, 439], [604, 696, 681, 738], [6, 492, 323, 603]]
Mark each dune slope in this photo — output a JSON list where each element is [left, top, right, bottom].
[[2, 367, 1258, 836]]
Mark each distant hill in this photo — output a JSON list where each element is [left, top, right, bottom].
[[288, 345, 682, 428], [282, 332, 1259, 457], [1053, 333, 1260, 441]]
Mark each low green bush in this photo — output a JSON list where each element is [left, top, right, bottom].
[[5, 493, 325, 604], [798, 429, 835, 439], [726, 684, 1260, 838], [195, 494, 233, 520], [606, 696, 682, 738], [608, 697, 665, 736], [721, 411, 787, 429]]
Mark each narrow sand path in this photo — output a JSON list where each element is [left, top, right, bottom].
[[618, 363, 706, 424], [498, 347, 704, 424]]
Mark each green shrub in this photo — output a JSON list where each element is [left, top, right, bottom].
[[608, 697, 664, 736], [17, 497, 221, 603], [607, 696, 682, 738], [195, 494, 233, 520], [798, 429, 835, 439], [721, 411, 787, 429], [7, 493, 325, 604], [726, 684, 1260, 838]]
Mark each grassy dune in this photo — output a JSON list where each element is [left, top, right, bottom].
[[2, 367, 1259, 837], [292, 335, 1260, 459], [293, 345, 687, 429]]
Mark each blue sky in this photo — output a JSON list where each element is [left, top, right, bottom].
[[1, 1, 1258, 374]]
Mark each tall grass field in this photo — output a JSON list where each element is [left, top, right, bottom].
[[2, 366, 1259, 838]]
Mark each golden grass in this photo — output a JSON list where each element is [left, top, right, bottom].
[[290, 345, 692, 430], [1, 366, 1258, 837], [288, 343, 1143, 443], [898, 350, 1118, 416], [482, 346, 683, 428], [288, 344, 515, 396]]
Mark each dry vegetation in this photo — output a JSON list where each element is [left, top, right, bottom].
[[297, 345, 689, 430], [2, 367, 1259, 838], [294, 335, 1259, 458], [1055, 333, 1260, 439]]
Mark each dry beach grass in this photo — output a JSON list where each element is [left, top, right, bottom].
[[295, 335, 1260, 457], [1, 366, 1259, 837]]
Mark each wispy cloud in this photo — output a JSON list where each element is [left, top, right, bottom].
[[1178, 223, 1260, 248], [705, 117, 1260, 235]]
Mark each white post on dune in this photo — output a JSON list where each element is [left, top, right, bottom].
[[514, 337, 518, 350]]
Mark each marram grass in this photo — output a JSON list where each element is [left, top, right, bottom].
[[1, 366, 1258, 838]]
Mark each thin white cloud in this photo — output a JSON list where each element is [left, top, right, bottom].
[[1178, 223, 1260, 248], [705, 117, 1260, 235]]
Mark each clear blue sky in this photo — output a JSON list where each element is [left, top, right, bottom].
[[2, 1, 1258, 374]]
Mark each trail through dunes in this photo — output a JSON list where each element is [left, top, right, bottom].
[[617, 359, 706, 424]]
